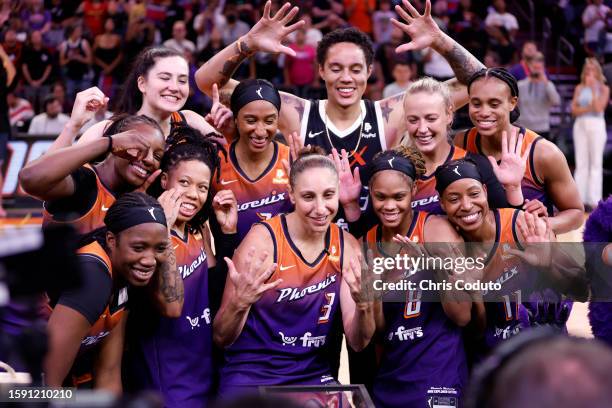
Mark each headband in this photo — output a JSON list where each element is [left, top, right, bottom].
[[369, 154, 416, 181], [435, 159, 483, 195], [230, 79, 281, 114], [106, 205, 167, 234]]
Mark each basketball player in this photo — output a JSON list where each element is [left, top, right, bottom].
[[196, 0, 485, 220], [213, 147, 374, 392], [44, 193, 172, 389], [363, 148, 482, 408], [128, 126, 238, 407], [211, 79, 293, 240], [435, 159, 584, 357], [19, 114, 164, 233], [454, 68, 584, 234]]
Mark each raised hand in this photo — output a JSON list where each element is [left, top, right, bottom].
[[392, 0, 443, 53], [69, 87, 109, 129], [331, 148, 362, 206], [243, 1, 304, 56], [213, 189, 238, 234], [158, 188, 182, 229], [281, 131, 307, 179], [343, 252, 375, 305], [523, 199, 548, 218], [488, 127, 528, 189], [205, 83, 234, 133], [135, 170, 162, 194], [109, 129, 151, 161], [507, 211, 552, 267], [225, 247, 282, 309]]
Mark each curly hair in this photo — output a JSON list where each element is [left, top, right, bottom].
[[148, 124, 225, 231], [316, 27, 374, 67]]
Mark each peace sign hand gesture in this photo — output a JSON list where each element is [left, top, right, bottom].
[[392, 0, 443, 53], [243, 1, 304, 57]]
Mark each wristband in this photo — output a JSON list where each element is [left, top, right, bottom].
[[107, 135, 113, 154]]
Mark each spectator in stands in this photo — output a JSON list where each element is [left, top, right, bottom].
[[374, 25, 418, 86], [21, 30, 53, 112], [59, 24, 92, 103], [372, 0, 396, 44], [283, 27, 317, 97], [582, 0, 611, 59], [509, 41, 539, 81], [124, 15, 155, 67], [93, 18, 122, 98], [198, 28, 224, 67], [383, 60, 413, 98], [80, 0, 108, 38], [21, 0, 51, 34], [51, 81, 70, 114], [483, 49, 501, 67], [28, 95, 69, 135], [2, 28, 22, 68], [45, 0, 69, 49], [193, 0, 224, 53], [449, 0, 485, 60], [484, 0, 518, 65], [291, 14, 323, 48], [7, 91, 34, 132], [220, 5, 250, 47], [422, 48, 454, 81], [312, 0, 345, 34], [344, 0, 375, 36], [517, 52, 561, 140], [0, 43, 15, 218], [571, 57, 609, 212], [164, 20, 196, 57]]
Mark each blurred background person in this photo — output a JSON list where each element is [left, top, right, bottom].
[[582, 0, 611, 59], [517, 52, 561, 140], [0, 42, 15, 218], [7, 91, 34, 132], [484, 0, 518, 65], [509, 41, 539, 80], [59, 24, 92, 104], [383, 60, 414, 98], [283, 27, 317, 97], [164, 20, 196, 56], [571, 57, 610, 212], [92, 18, 122, 99], [27, 95, 69, 135], [21, 30, 54, 112]]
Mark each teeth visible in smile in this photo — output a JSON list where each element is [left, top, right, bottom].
[[461, 213, 479, 222], [181, 203, 196, 210], [132, 164, 149, 177], [338, 88, 354, 92], [416, 135, 433, 142], [162, 95, 179, 102]]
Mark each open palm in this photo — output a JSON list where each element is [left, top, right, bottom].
[[246, 1, 304, 56], [489, 128, 528, 187], [392, 0, 443, 53]]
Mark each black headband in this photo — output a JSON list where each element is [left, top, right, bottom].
[[106, 205, 167, 234], [435, 159, 483, 195], [230, 79, 281, 115], [369, 154, 416, 181]]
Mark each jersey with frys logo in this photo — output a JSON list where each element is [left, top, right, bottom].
[[132, 229, 214, 406], [367, 211, 468, 408], [219, 214, 343, 391], [212, 140, 293, 240]]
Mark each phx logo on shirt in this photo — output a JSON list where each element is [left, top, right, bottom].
[[272, 169, 288, 184]]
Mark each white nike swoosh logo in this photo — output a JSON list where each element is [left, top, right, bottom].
[[101, 205, 109, 212], [279, 265, 295, 271], [220, 179, 237, 185], [173, 244, 179, 250], [308, 130, 324, 138]]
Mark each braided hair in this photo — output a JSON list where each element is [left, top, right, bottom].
[[149, 124, 225, 230], [103, 113, 163, 137], [467, 68, 521, 123]]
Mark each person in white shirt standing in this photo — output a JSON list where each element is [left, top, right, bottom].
[[582, 0, 611, 59], [484, 0, 518, 64], [28, 95, 69, 135], [163, 21, 196, 57]]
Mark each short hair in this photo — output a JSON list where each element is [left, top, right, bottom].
[[316, 27, 374, 67], [43, 95, 59, 110]]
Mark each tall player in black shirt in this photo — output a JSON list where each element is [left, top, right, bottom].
[[196, 0, 484, 224]]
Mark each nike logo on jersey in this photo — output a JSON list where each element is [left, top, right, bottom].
[[101, 205, 110, 212], [279, 265, 295, 271], [308, 130, 324, 138], [148, 207, 157, 220], [220, 179, 237, 185]]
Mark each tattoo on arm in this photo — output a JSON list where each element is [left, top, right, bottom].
[[159, 248, 183, 304], [440, 43, 486, 84], [281, 94, 306, 123], [379, 93, 403, 123], [217, 41, 254, 88]]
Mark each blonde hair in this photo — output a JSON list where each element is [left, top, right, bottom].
[[404, 76, 454, 112], [581, 58, 607, 84]]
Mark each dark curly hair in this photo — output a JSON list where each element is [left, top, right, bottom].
[[148, 125, 225, 231], [316, 27, 374, 67]]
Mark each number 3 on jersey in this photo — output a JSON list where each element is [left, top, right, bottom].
[[404, 290, 422, 319], [318, 293, 336, 324]]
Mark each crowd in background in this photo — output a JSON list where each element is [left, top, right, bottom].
[[0, 0, 610, 134]]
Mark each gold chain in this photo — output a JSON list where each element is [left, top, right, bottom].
[[323, 101, 365, 159]]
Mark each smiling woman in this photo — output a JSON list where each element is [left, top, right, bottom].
[[43, 192, 176, 392], [77, 46, 219, 145], [19, 114, 165, 234]]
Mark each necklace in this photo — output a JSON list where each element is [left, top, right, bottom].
[[323, 101, 365, 159]]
